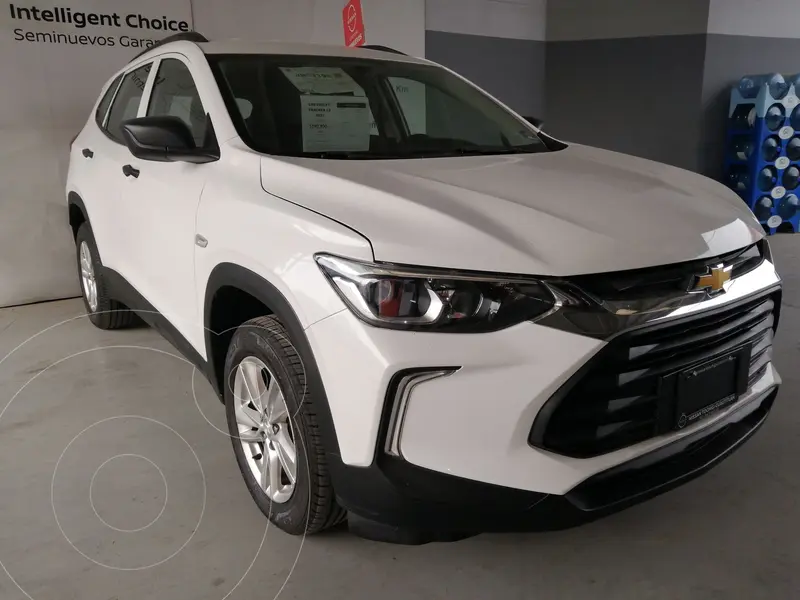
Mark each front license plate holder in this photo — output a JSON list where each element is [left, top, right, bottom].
[[658, 345, 752, 431]]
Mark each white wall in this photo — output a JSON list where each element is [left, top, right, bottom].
[[0, 0, 424, 308], [193, 0, 424, 55], [426, 0, 545, 41], [0, 0, 194, 308], [708, 0, 800, 38]]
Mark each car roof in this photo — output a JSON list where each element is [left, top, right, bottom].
[[132, 36, 430, 66]]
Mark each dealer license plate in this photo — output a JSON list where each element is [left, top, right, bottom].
[[673, 346, 751, 430]]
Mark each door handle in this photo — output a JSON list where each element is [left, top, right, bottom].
[[82, 148, 94, 158], [122, 164, 140, 178]]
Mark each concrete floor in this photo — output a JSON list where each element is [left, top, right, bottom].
[[0, 237, 799, 600]]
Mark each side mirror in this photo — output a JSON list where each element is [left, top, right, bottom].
[[120, 116, 218, 163], [524, 115, 544, 129]]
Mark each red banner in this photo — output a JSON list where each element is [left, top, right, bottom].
[[342, 0, 365, 47]]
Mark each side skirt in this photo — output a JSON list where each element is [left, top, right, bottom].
[[102, 267, 217, 396]]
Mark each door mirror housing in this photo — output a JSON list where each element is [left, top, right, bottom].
[[120, 116, 219, 163], [524, 115, 544, 129]]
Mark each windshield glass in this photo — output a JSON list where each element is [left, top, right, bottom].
[[208, 54, 551, 159]]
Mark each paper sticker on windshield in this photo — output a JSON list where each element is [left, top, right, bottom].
[[280, 67, 365, 96], [301, 96, 371, 152]]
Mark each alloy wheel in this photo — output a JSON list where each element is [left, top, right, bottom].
[[233, 356, 297, 504], [79, 241, 98, 312]]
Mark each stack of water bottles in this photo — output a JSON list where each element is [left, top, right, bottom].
[[726, 72, 800, 235]]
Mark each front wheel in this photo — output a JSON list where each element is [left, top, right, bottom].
[[224, 316, 345, 535]]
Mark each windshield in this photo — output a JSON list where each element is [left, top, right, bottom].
[[207, 54, 551, 159]]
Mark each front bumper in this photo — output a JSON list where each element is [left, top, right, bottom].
[[306, 305, 780, 494], [303, 266, 781, 539], [334, 385, 777, 541]]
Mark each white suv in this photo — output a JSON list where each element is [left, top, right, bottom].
[[67, 33, 782, 544]]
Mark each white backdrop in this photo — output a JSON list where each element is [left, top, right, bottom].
[[0, 0, 425, 307]]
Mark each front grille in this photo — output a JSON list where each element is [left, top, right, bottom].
[[531, 292, 778, 458], [566, 241, 764, 302]]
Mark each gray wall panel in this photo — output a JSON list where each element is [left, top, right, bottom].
[[709, 0, 800, 38], [547, 0, 710, 41], [426, 0, 546, 41], [700, 34, 800, 180], [425, 31, 545, 117], [545, 35, 707, 172]]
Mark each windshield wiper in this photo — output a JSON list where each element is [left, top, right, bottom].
[[452, 146, 516, 155], [450, 144, 542, 155], [299, 150, 425, 160]]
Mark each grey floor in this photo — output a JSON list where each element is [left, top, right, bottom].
[[0, 237, 799, 600]]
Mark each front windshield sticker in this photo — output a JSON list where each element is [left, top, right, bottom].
[[280, 66, 366, 96], [301, 96, 371, 152]]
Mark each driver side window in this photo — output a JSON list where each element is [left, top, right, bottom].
[[147, 58, 208, 147], [105, 63, 152, 143]]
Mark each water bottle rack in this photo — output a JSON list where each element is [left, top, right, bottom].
[[724, 74, 800, 235]]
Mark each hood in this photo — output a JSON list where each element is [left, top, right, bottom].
[[259, 144, 763, 276]]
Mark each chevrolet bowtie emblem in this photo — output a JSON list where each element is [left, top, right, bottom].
[[690, 264, 732, 294]]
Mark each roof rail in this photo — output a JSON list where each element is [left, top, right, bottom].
[[360, 44, 406, 56], [131, 31, 209, 61]]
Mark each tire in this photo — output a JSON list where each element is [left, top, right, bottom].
[[224, 315, 345, 535], [75, 223, 136, 330]]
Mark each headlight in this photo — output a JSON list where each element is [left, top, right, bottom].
[[315, 254, 558, 332]]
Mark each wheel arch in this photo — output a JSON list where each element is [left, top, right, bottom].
[[67, 191, 89, 239], [204, 262, 343, 458]]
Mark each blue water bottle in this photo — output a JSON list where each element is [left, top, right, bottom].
[[783, 166, 800, 190], [731, 104, 756, 130], [728, 166, 751, 192], [790, 105, 800, 131], [731, 136, 754, 161], [766, 104, 786, 131], [739, 73, 790, 99], [762, 136, 782, 162], [755, 197, 774, 221], [778, 194, 799, 219], [758, 166, 778, 191], [788, 136, 800, 161]]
